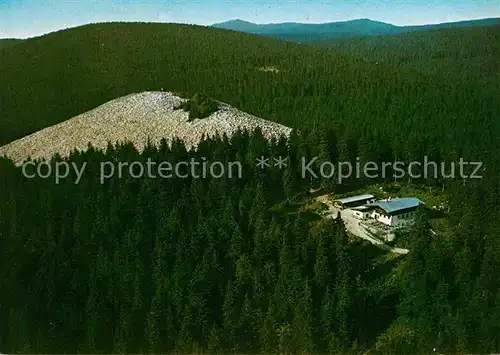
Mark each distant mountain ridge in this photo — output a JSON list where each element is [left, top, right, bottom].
[[210, 17, 500, 41]]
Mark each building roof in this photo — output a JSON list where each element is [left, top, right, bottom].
[[370, 197, 424, 214], [351, 205, 373, 211], [335, 194, 375, 205]]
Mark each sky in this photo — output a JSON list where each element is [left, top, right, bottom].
[[1, 0, 499, 39]]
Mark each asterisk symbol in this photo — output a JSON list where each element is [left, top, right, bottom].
[[256, 156, 270, 169], [274, 156, 288, 169]]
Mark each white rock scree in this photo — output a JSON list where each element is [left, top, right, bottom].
[[0, 91, 292, 166]]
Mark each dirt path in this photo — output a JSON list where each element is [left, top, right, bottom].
[[316, 194, 409, 255]]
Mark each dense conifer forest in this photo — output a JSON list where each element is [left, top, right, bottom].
[[311, 25, 500, 88], [0, 22, 500, 353]]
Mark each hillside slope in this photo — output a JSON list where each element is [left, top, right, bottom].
[[0, 22, 497, 162], [1, 21, 500, 355], [0, 39, 23, 50], [311, 25, 500, 87], [0, 22, 327, 145], [0, 91, 292, 165]]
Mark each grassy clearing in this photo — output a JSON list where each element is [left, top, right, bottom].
[[302, 199, 328, 214], [269, 198, 322, 226]]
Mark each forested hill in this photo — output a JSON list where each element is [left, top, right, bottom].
[[0, 22, 498, 165], [2, 127, 498, 354], [311, 25, 500, 88], [1, 21, 500, 354]]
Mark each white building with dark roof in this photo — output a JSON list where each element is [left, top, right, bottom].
[[366, 197, 425, 227]]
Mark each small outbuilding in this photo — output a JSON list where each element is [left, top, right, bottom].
[[351, 205, 373, 220], [334, 194, 376, 209]]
